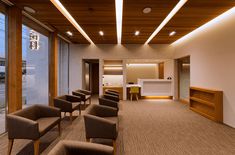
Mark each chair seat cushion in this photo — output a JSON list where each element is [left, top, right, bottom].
[[37, 117, 60, 136]]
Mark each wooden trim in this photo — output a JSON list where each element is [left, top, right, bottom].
[[7, 6, 22, 113], [22, 15, 50, 37], [179, 98, 189, 104], [49, 32, 58, 106]]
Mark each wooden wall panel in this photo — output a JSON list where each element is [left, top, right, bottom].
[[7, 6, 22, 113], [49, 32, 58, 106]]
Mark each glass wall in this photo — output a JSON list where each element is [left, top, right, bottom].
[[22, 25, 49, 106], [58, 39, 69, 95], [0, 13, 6, 134]]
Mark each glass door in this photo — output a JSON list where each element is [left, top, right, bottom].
[[0, 12, 6, 134], [22, 25, 49, 107]]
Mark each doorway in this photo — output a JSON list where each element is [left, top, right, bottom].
[[178, 56, 190, 103], [83, 59, 99, 95]]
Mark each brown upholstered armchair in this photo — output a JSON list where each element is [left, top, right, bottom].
[[99, 97, 119, 111], [84, 104, 118, 154], [72, 89, 92, 105], [7, 104, 61, 155], [54, 95, 81, 122], [104, 90, 120, 98], [103, 94, 120, 102], [48, 140, 114, 155]]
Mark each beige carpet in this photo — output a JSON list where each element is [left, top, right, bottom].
[[0, 99, 235, 155]]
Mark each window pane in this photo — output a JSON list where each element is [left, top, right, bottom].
[[58, 39, 69, 95], [0, 13, 5, 134], [22, 25, 49, 106]]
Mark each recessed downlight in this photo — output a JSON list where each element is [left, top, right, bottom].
[[24, 6, 36, 14], [66, 31, 73, 36], [135, 31, 140, 36], [143, 7, 151, 14], [169, 31, 176, 36], [99, 31, 104, 36]]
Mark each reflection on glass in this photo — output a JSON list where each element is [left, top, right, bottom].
[[22, 25, 49, 107], [58, 39, 69, 95], [0, 13, 5, 134]]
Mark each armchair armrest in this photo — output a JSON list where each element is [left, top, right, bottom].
[[72, 91, 86, 100], [99, 97, 119, 110], [84, 114, 117, 139], [54, 98, 73, 112], [7, 115, 39, 140], [37, 104, 61, 117], [66, 95, 81, 102], [87, 104, 118, 117]]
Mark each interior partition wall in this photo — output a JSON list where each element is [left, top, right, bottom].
[[22, 24, 49, 106]]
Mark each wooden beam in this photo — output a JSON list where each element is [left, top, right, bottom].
[[49, 32, 58, 106], [7, 6, 22, 113]]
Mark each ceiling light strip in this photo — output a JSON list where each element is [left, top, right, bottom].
[[171, 7, 235, 46], [50, 0, 94, 44], [115, 0, 123, 44], [145, 0, 188, 44]]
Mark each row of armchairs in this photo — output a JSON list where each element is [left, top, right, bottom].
[[83, 89, 120, 155]]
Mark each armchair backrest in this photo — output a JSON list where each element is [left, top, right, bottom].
[[12, 105, 39, 121]]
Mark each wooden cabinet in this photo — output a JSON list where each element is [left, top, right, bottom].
[[190, 87, 223, 122]]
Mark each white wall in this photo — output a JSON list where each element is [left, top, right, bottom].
[[69, 44, 174, 94], [173, 9, 235, 127]]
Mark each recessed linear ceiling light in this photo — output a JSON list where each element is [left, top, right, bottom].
[[171, 7, 235, 46], [50, 0, 94, 44], [99, 31, 104, 36], [143, 7, 152, 14], [24, 6, 36, 14], [145, 0, 188, 44], [169, 31, 176, 36], [66, 31, 73, 36], [135, 31, 140, 36], [115, 0, 123, 44]]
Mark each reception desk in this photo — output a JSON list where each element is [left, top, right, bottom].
[[137, 79, 173, 97]]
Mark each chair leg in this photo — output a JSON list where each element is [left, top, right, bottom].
[[89, 98, 91, 104], [136, 94, 138, 101], [113, 140, 116, 155], [79, 104, 81, 115], [8, 139, 14, 155], [33, 139, 40, 155], [58, 122, 61, 136], [64, 112, 66, 117], [86, 138, 90, 142], [130, 94, 133, 101], [70, 112, 73, 123]]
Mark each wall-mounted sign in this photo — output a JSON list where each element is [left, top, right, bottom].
[[29, 30, 40, 50]]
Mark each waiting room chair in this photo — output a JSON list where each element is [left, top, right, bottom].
[[7, 105, 61, 155], [72, 89, 92, 105], [48, 140, 114, 155], [130, 86, 139, 101], [84, 104, 118, 155], [99, 97, 119, 111], [54, 95, 81, 122], [103, 94, 120, 102]]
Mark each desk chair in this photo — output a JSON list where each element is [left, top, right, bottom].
[[130, 86, 139, 101]]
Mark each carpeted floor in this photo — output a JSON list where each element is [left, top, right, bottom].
[[0, 99, 235, 155]]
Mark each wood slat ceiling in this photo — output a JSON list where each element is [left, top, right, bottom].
[[122, 0, 179, 44], [150, 0, 235, 44], [10, 0, 89, 44], [60, 0, 117, 44], [9, 0, 235, 44]]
